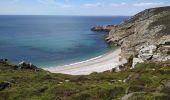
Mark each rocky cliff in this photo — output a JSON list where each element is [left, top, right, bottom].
[[91, 25, 115, 32], [106, 6, 170, 62]]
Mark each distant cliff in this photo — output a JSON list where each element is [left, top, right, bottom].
[[105, 6, 170, 62], [91, 25, 115, 32]]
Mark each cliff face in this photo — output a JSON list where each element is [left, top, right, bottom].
[[106, 6, 170, 61]]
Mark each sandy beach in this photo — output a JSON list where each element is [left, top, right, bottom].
[[44, 48, 124, 75]]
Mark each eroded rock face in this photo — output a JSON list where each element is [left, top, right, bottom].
[[138, 45, 157, 60], [106, 6, 170, 62]]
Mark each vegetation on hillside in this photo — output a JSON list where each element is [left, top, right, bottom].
[[0, 59, 170, 100]]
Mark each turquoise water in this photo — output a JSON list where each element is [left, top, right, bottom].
[[0, 16, 128, 67]]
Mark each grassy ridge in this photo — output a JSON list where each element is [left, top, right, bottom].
[[0, 60, 170, 100]]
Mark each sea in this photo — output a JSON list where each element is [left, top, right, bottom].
[[0, 16, 128, 68]]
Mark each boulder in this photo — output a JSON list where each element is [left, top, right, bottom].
[[138, 45, 157, 60], [152, 44, 170, 61], [0, 81, 12, 91], [132, 58, 144, 68], [0, 59, 8, 64], [18, 61, 38, 70]]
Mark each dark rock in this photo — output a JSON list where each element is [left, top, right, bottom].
[[111, 68, 117, 72], [165, 42, 170, 45], [4, 59, 8, 62], [0, 59, 8, 64], [0, 81, 12, 91], [119, 65, 126, 71], [18, 61, 38, 70], [12, 65, 19, 70]]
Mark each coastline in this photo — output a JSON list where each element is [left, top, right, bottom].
[[44, 48, 124, 75]]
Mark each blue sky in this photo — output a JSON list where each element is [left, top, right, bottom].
[[0, 0, 170, 15]]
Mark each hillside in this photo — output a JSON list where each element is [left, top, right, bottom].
[[0, 59, 170, 100], [106, 6, 170, 62]]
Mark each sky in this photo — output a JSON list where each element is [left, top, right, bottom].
[[0, 0, 170, 16]]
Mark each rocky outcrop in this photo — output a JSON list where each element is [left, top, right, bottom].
[[132, 58, 144, 68], [91, 25, 115, 32], [17, 61, 38, 70], [0, 79, 15, 91], [105, 6, 170, 63], [0, 59, 8, 64]]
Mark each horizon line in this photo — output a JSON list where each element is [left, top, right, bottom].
[[0, 14, 131, 17]]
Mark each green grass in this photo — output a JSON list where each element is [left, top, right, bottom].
[[0, 60, 170, 100]]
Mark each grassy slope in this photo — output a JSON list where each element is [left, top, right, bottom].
[[0, 60, 170, 100]]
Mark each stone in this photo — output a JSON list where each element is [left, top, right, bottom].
[[18, 61, 38, 70], [132, 58, 144, 68], [115, 66, 120, 72], [138, 45, 157, 60], [59, 82, 63, 84], [0, 81, 12, 91], [111, 68, 117, 72], [65, 80, 70, 82], [118, 80, 123, 82], [0, 59, 8, 63]]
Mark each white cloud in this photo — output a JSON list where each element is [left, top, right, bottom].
[[133, 2, 165, 7], [83, 2, 102, 7], [110, 2, 127, 7]]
